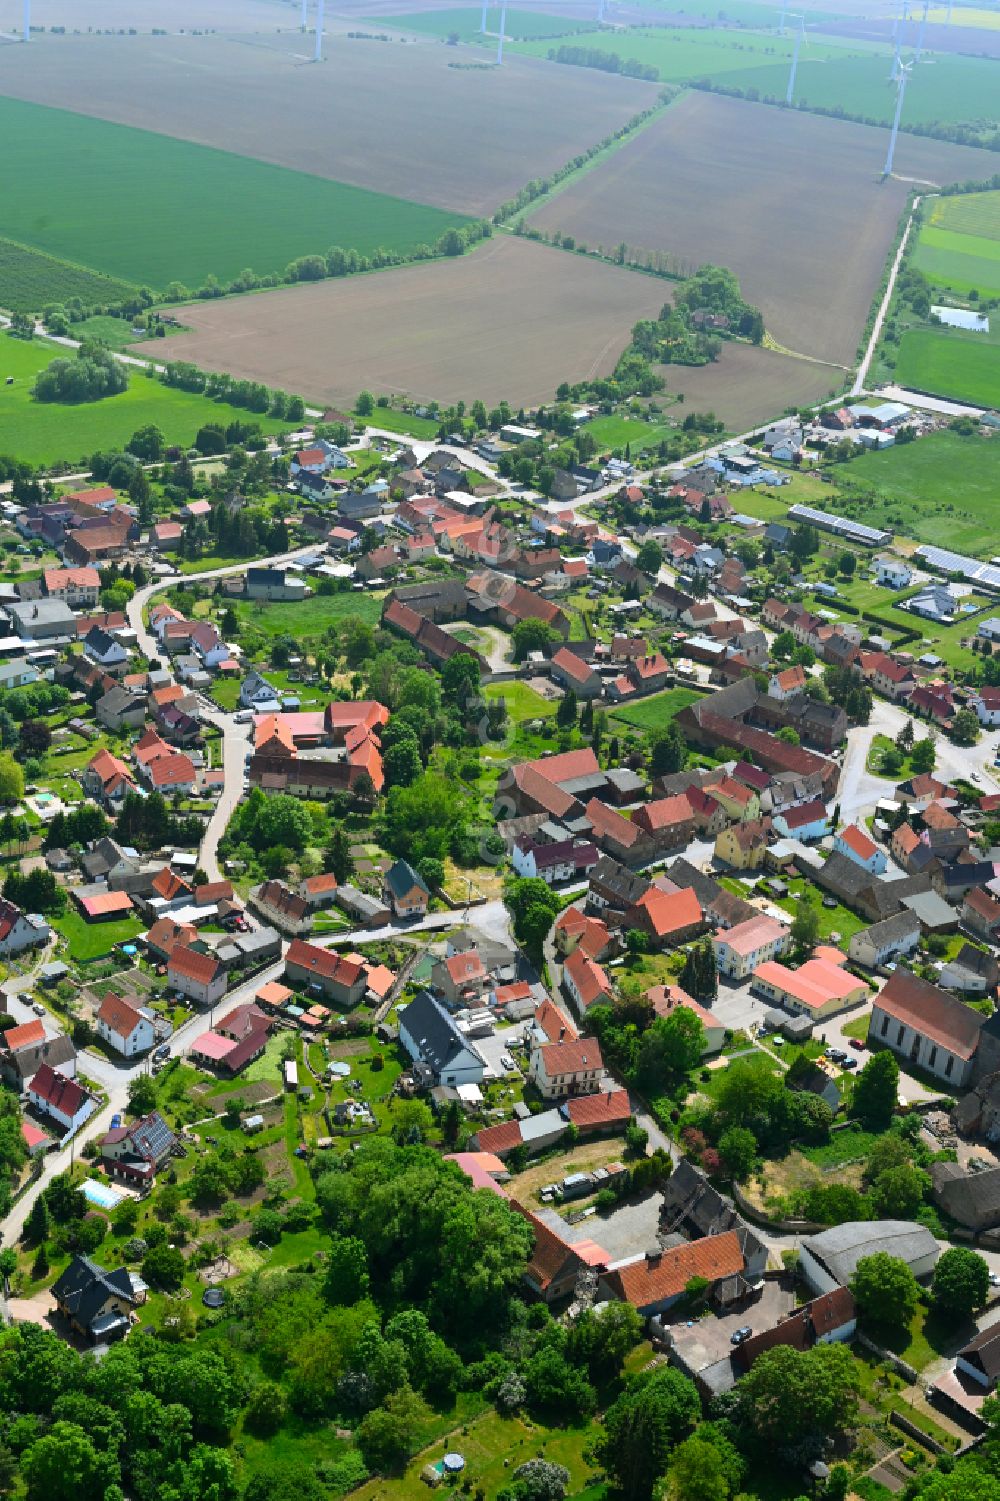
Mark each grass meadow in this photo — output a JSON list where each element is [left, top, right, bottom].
[[0, 334, 301, 466], [0, 95, 469, 291], [230, 592, 384, 640], [893, 326, 1000, 408], [385, 6, 593, 38], [834, 430, 1000, 555], [610, 686, 701, 730], [913, 191, 1000, 299]]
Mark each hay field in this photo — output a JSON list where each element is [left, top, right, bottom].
[[0, 32, 657, 216], [913, 190, 1000, 298], [528, 92, 1000, 366], [140, 237, 669, 408]]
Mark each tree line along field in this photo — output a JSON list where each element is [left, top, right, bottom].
[[0, 237, 139, 315], [0, 333, 300, 466], [0, 94, 470, 292]]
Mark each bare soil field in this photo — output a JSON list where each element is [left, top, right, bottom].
[[139, 237, 669, 408], [0, 31, 656, 215], [0, 0, 293, 34], [528, 92, 1000, 367], [657, 342, 842, 429]]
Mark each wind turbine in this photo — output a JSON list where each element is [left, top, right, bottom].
[[785, 13, 804, 105], [314, 0, 324, 61], [496, 0, 506, 62], [480, 0, 488, 31], [597, 0, 606, 22], [883, 56, 912, 176], [22, 0, 29, 42], [888, 37, 901, 79], [914, 0, 928, 59], [778, 0, 787, 30]]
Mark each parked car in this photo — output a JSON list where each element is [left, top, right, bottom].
[[730, 1326, 753, 1346], [840, 1056, 858, 1070], [850, 1038, 865, 1051]]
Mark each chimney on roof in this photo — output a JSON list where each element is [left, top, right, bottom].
[[645, 1250, 661, 1266], [559, 1026, 565, 1041]]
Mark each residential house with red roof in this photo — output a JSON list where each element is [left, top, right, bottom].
[[628, 653, 671, 695], [585, 797, 655, 868], [431, 950, 488, 1007], [563, 947, 614, 1017], [82, 749, 136, 811], [627, 886, 704, 949], [963, 886, 1000, 946], [551, 647, 602, 699], [298, 872, 339, 911], [834, 824, 888, 876], [512, 1201, 609, 1303], [713, 914, 791, 980], [250, 880, 313, 937], [768, 664, 808, 700], [168, 945, 227, 1008], [43, 565, 99, 607], [714, 818, 771, 872], [645, 983, 725, 1054], [753, 956, 868, 1022], [284, 939, 368, 1007], [95, 993, 155, 1057], [599, 1230, 746, 1316], [562, 1089, 632, 1136], [529, 1036, 604, 1100], [0, 898, 50, 955], [632, 795, 696, 853], [772, 798, 830, 843], [28, 1062, 94, 1132]]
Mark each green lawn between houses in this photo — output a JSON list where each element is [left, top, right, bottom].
[[50, 906, 145, 962], [609, 686, 702, 730], [228, 590, 385, 640]]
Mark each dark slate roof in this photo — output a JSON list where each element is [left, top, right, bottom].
[[52, 1254, 140, 1329], [385, 859, 429, 901], [399, 990, 477, 1074]]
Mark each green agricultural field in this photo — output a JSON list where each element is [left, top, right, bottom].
[[698, 48, 1000, 128], [913, 191, 1000, 299], [512, 23, 856, 80], [230, 591, 384, 640], [0, 237, 137, 315], [383, 6, 592, 38], [893, 326, 1000, 408], [585, 411, 677, 451], [359, 406, 441, 438], [0, 334, 300, 467], [610, 686, 701, 729], [0, 96, 469, 292], [833, 430, 1000, 554]]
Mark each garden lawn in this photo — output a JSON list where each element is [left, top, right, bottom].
[[484, 679, 556, 721], [0, 96, 469, 290], [894, 326, 1000, 410], [351, 1405, 599, 1501], [765, 877, 868, 945], [230, 592, 384, 639], [0, 333, 301, 467], [609, 686, 702, 730], [52, 906, 145, 961]]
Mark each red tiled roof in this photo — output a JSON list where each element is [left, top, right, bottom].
[[534, 997, 578, 1044], [3, 1019, 45, 1052], [876, 968, 984, 1060], [537, 1037, 603, 1077], [168, 945, 223, 984], [445, 951, 487, 986], [603, 1230, 744, 1307], [29, 1062, 87, 1118], [839, 824, 878, 861], [475, 1119, 523, 1155], [286, 938, 364, 987], [552, 647, 596, 685], [564, 1089, 631, 1128], [633, 885, 702, 938], [635, 795, 693, 832], [96, 992, 144, 1038], [564, 947, 612, 1008], [586, 797, 642, 850], [77, 890, 133, 919]]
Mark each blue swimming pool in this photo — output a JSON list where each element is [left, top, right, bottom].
[[81, 1179, 125, 1211]]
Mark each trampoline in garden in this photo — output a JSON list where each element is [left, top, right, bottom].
[[202, 1288, 226, 1309]]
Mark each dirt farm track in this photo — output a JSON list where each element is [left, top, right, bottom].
[[529, 92, 1000, 368], [145, 237, 671, 410], [0, 31, 657, 217]]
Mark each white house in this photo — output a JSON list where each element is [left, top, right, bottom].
[[528, 1036, 604, 1101], [907, 585, 957, 625], [772, 799, 830, 844], [971, 687, 1000, 728], [712, 914, 790, 981], [833, 824, 888, 875], [0, 658, 39, 690], [28, 1063, 94, 1133], [240, 671, 281, 712], [95, 993, 156, 1058], [977, 618, 1000, 644], [83, 626, 129, 670], [847, 910, 921, 971], [874, 556, 912, 589], [0, 899, 50, 956], [398, 990, 485, 1087], [867, 970, 984, 1089], [167, 945, 227, 1008]]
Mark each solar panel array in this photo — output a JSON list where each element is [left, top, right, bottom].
[[915, 546, 1000, 592], [787, 504, 891, 547]]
